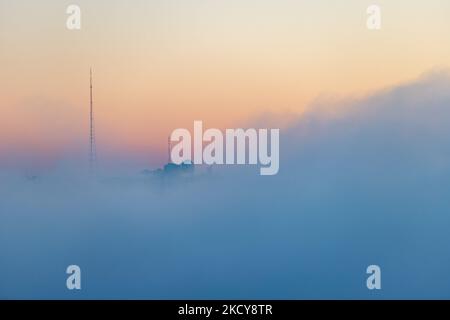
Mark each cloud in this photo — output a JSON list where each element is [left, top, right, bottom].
[[1, 70, 450, 299]]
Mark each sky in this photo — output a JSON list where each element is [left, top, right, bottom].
[[1, 0, 450, 170], [2, 1, 450, 299], [2, 71, 450, 299]]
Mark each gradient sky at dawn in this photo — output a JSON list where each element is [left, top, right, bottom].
[[1, 0, 450, 168], [2, 1, 450, 300]]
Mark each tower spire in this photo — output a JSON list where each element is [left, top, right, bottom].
[[168, 135, 171, 163], [89, 68, 96, 173]]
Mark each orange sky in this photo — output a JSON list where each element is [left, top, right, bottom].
[[1, 0, 450, 166]]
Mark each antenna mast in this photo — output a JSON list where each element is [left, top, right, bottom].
[[168, 136, 171, 163], [89, 68, 96, 173]]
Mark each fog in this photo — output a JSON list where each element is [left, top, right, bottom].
[[1, 71, 450, 299]]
